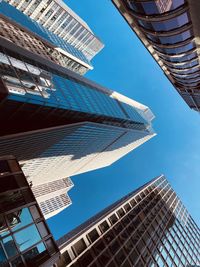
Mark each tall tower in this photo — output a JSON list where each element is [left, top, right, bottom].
[[56, 175, 200, 267], [0, 0, 155, 218], [0, 10, 156, 186], [3, 0, 104, 61], [112, 0, 200, 111]]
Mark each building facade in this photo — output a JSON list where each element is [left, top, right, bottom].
[[56, 175, 200, 267], [0, 0, 156, 219], [32, 178, 74, 219], [0, 1, 93, 75], [0, 122, 155, 186], [0, 155, 60, 266], [4, 0, 104, 61], [0, 17, 155, 186], [112, 0, 200, 111]]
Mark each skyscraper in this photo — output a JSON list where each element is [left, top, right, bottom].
[[56, 175, 200, 267], [0, 1, 93, 75], [4, 0, 104, 61], [32, 178, 74, 219], [0, 155, 60, 266], [112, 0, 200, 111], [0, 12, 156, 186], [0, 0, 155, 218]]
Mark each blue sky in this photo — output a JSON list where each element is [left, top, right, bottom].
[[48, 0, 200, 239]]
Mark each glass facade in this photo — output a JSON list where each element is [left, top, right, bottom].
[[112, 0, 200, 111], [0, 1, 91, 75], [57, 175, 200, 267], [0, 156, 59, 266], [0, 46, 151, 136], [0, 122, 154, 187], [4, 0, 104, 61]]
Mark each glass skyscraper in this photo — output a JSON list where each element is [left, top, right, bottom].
[[56, 175, 200, 267], [112, 0, 200, 111], [0, 0, 155, 218]]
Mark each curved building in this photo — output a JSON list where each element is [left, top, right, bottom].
[[112, 0, 200, 111]]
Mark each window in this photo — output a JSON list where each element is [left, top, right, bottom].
[[99, 221, 109, 233], [8, 207, 33, 232], [109, 214, 118, 225], [117, 208, 125, 218], [14, 224, 41, 252], [72, 239, 87, 256], [87, 229, 99, 243], [2, 236, 18, 258], [124, 203, 131, 212]]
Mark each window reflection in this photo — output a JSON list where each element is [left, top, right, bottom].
[[0, 243, 7, 264], [147, 29, 192, 45], [129, 0, 185, 15], [14, 224, 41, 252], [155, 42, 195, 55], [138, 12, 189, 32], [7, 207, 33, 232], [2, 236, 18, 258]]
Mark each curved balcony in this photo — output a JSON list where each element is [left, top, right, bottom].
[[121, 0, 200, 108]]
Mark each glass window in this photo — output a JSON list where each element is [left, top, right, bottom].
[[152, 12, 189, 31], [11, 256, 24, 267], [99, 221, 109, 233], [87, 229, 99, 243], [37, 222, 49, 238], [156, 42, 195, 54], [14, 224, 41, 252], [0, 215, 9, 238], [29, 206, 41, 220], [117, 208, 125, 218], [148, 30, 192, 44], [8, 207, 33, 232], [129, 0, 184, 15], [160, 51, 197, 63], [23, 242, 47, 264], [2, 235, 18, 258], [72, 239, 87, 256], [0, 243, 7, 264], [109, 214, 118, 225]]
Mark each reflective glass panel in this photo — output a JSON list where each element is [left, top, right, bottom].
[[14, 224, 41, 252], [23, 242, 46, 263], [129, 0, 185, 15], [152, 12, 189, 31], [0, 215, 9, 238], [8, 208, 33, 232], [0, 243, 7, 263], [156, 42, 195, 54], [2, 236, 18, 258]]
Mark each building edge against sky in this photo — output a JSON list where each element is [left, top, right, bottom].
[[4, 0, 104, 62], [0, 0, 156, 220], [56, 175, 200, 267], [112, 0, 200, 112]]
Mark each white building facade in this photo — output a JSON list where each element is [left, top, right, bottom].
[[4, 0, 104, 60]]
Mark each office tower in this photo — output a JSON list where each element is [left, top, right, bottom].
[[112, 0, 200, 111], [4, 0, 104, 61], [0, 155, 59, 267], [0, 9, 156, 186], [32, 178, 74, 219], [0, 1, 93, 75], [56, 175, 200, 267], [0, 0, 155, 219]]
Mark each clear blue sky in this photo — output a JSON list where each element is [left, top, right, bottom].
[[48, 0, 200, 239]]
